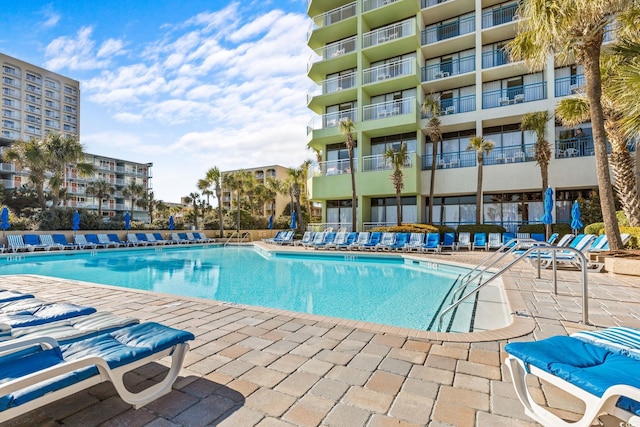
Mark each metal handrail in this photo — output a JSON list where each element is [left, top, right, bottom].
[[224, 231, 253, 246], [437, 246, 590, 332]]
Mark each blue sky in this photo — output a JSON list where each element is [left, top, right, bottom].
[[1, 0, 312, 203]]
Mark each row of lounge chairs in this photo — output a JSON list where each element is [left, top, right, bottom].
[[4, 232, 215, 252], [0, 289, 194, 422]]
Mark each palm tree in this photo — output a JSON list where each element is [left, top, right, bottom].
[[556, 96, 640, 226], [2, 138, 49, 209], [301, 159, 315, 222], [467, 136, 495, 225], [287, 167, 306, 232], [507, 0, 627, 249], [122, 182, 145, 221], [520, 111, 553, 194], [44, 133, 95, 208], [383, 143, 408, 226], [422, 94, 443, 223], [339, 117, 357, 231], [223, 171, 244, 234], [143, 190, 159, 223], [197, 179, 213, 209], [205, 167, 225, 238], [86, 180, 115, 217]]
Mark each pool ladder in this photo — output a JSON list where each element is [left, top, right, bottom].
[[436, 239, 590, 332], [224, 231, 253, 246]]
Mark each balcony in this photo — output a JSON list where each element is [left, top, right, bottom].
[[555, 137, 595, 158], [307, 108, 358, 135], [554, 74, 586, 97], [362, 152, 414, 172], [308, 36, 357, 80], [421, 143, 536, 170], [482, 48, 512, 69], [482, 81, 546, 109], [481, 2, 519, 29], [436, 94, 476, 116], [317, 159, 356, 176], [422, 55, 475, 82], [363, 97, 415, 121], [363, 58, 415, 85], [310, 2, 356, 29], [362, 19, 414, 49], [307, 72, 357, 106], [422, 15, 475, 45]]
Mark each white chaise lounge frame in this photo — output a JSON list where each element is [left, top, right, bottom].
[[0, 335, 190, 422]]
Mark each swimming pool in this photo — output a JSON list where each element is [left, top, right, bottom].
[[0, 246, 498, 331]]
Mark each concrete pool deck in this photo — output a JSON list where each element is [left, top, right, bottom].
[[2, 244, 639, 426]]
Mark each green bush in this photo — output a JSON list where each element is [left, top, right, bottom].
[[621, 226, 640, 249], [456, 224, 506, 234], [518, 223, 572, 236], [371, 223, 455, 234], [584, 222, 605, 235]]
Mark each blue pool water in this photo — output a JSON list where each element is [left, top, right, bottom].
[[0, 246, 474, 331]]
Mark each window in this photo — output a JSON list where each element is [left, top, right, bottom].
[[371, 133, 417, 156]]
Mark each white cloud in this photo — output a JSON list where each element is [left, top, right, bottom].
[[44, 26, 126, 71], [113, 112, 143, 123], [41, 7, 61, 28]]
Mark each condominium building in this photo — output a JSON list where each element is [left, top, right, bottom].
[[306, 0, 632, 232], [1, 53, 152, 220], [221, 165, 293, 219]]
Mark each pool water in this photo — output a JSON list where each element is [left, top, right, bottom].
[[1, 246, 477, 331]]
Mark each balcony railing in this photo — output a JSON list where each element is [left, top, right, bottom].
[[363, 97, 416, 121], [362, 152, 414, 172], [307, 108, 358, 133], [422, 55, 475, 81], [482, 48, 511, 69], [317, 158, 356, 176], [363, 58, 415, 84], [422, 0, 451, 7], [483, 81, 546, 109], [307, 72, 357, 102], [308, 35, 357, 68], [437, 94, 476, 116], [363, 18, 414, 48], [481, 2, 519, 28], [421, 143, 536, 170], [422, 15, 475, 45], [555, 137, 595, 158], [554, 74, 586, 97], [311, 2, 356, 28], [363, 0, 398, 12]]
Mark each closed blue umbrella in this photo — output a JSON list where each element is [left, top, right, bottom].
[[571, 200, 583, 233], [1, 207, 10, 237], [290, 210, 297, 230], [541, 187, 554, 225], [268, 215, 273, 230], [168, 215, 175, 230], [72, 211, 81, 233], [124, 212, 131, 230]]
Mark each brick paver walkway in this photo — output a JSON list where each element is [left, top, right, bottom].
[[1, 245, 639, 426]]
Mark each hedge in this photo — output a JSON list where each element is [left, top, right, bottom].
[[518, 223, 572, 236]]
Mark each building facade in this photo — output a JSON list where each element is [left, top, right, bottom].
[[1, 53, 152, 221], [306, 0, 631, 232]]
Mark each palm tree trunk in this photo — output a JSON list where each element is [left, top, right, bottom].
[[428, 142, 438, 222], [396, 191, 402, 226], [348, 148, 357, 232], [476, 156, 483, 225], [216, 188, 224, 237], [610, 150, 640, 227], [583, 47, 623, 249]]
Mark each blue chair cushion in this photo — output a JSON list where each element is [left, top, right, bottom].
[[0, 303, 96, 328], [572, 327, 640, 361], [0, 322, 194, 412], [506, 336, 640, 416], [0, 291, 33, 304]]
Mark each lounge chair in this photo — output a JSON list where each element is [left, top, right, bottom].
[[194, 232, 215, 243], [516, 232, 531, 240], [335, 232, 358, 250], [153, 233, 176, 245], [457, 232, 472, 251], [313, 232, 337, 249], [420, 233, 441, 253], [136, 233, 157, 245], [127, 233, 148, 246], [294, 231, 314, 247], [471, 232, 487, 251], [388, 233, 410, 251], [547, 232, 559, 245], [403, 233, 425, 252], [263, 231, 283, 244], [38, 234, 64, 250], [373, 232, 396, 251], [588, 233, 632, 253], [107, 234, 130, 247], [85, 233, 109, 248], [361, 232, 383, 251], [6, 235, 34, 253], [74, 234, 97, 250], [0, 321, 194, 422], [504, 327, 640, 427], [52, 234, 79, 250], [531, 233, 546, 242], [0, 298, 97, 329], [556, 233, 575, 247], [144, 233, 167, 245], [441, 232, 457, 251], [23, 234, 52, 251], [273, 230, 294, 245], [308, 231, 326, 249], [502, 232, 516, 248], [347, 232, 370, 251], [324, 231, 348, 250], [487, 233, 502, 250], [0, 290, 34, 304], [97, 233, 120, 248], [168, 233, 188, 244]]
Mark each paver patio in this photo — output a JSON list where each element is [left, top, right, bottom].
[[1, 244, 639, 426]]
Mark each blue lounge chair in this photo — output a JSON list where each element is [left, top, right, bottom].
[[555, 234, 575, 247], [313, 232, 336, 249], [294, 231, 314, 247], [307, 231, 326, 248], [23, 234, 51, 251], [52, 234, 79, 250], [420, 233, 441, 253], [0, 290, 34, 304], [388, 233, 410, 251], [347, 232, 370, 251], [152, 233, 176, 245], [74, 234, 97, 250], [502, 232, 516, 247], [441, 232, 457, 251], [136, 233, 157, 245], [531, 233, 545, 242], [107, 234, 130, 247], [127, 233, 148, 246], [324, 231, 348, 250], [374, 232, 396, 251], [264, 231, 283, 243], [335, 232, 358, 250], [7, 235, 34, 253], [170, 233, 190, 244], [85, 234, 109, 248], [547, 232, 559, 245], [96, 233, 119, 248], [0, 298, 96, 329], [38, 234, 64, 250], [194, 232, 215, 243], [0, 322, 194, 421], [273, 230, 294, 245], [361, 232, 383, 251], [505, 327, 640, 427], [472, 233, 487, 251], [403, 233, 424, 252]]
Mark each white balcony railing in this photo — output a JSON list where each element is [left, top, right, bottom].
[[363, 97, 416, 121], [362, 152, 414, 172], [363, 58, 415, 84], [362, 18, 415, 48]]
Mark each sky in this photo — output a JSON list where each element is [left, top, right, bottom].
[[1, 0, 313, 203]]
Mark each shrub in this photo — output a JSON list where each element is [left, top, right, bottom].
[[518, 223, 572, 236], [456, 224, 506, 234], [584, 222, 605, 235], [620, 226, 640, 249], [371, 223, 455, 234]]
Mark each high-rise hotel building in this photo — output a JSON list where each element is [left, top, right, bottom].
[[1, 53, 152, 220], [306, 0, 629, 232]]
